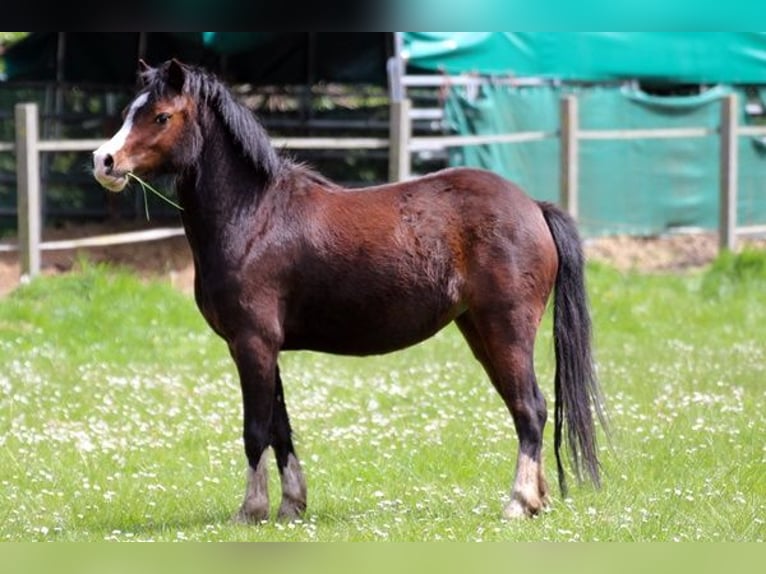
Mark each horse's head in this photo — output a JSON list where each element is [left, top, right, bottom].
[[92, 59, 201, 192]]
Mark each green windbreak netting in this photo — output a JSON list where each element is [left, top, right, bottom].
[[445, 83, 766, 237], [405, 33, 766, 84]]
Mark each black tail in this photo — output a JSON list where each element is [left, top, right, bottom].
[[538, 201, 605, 497]]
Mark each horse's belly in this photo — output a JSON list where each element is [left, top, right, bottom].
[[282, 296, 463, 356]]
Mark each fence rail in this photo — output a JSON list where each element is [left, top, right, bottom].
[[0, 227, 186, 253], [409, 131, 555, 151], [3, 93, 766, 280], [577, 127, 715, 140]]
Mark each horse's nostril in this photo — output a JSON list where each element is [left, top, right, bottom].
[[103, 154, 114, 171]]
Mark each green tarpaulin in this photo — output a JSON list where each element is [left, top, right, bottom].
[[407, 33, 766, 236], [445, 83, 766, 237], [404, 33, 766, 84]]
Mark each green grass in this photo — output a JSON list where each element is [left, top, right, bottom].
[[0, 256, 764, 541]]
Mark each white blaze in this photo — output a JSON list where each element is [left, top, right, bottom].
[[93, 92, 149, 168]]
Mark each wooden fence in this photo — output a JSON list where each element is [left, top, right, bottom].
[[389, 92, 766, 252], [1, 102, 389, 277], [2, 93, 766, 278]]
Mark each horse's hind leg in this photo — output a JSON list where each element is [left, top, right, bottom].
[[456, 311, 550, 518], [271, 365, 307, 521]]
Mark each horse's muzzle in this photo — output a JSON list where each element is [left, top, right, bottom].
[[92, 151, 129, 192]]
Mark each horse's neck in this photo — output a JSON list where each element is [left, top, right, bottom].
[[176, 120, 274, 264]]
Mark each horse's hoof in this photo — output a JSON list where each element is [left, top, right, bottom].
[[503, 494, 544, 519], [277, 498, 306, 522], [233, 504, 269, 524], [503, 499, 530, 519]]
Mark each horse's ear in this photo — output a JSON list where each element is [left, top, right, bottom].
[[137, 59, 152, 86], [167, 58, 187, 93]]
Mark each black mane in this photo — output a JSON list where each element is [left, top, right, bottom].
[[142, 62, 282, 183]]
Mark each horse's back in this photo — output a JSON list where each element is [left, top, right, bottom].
[[365, 167, 556, 278], [313, 167, 543, 236]]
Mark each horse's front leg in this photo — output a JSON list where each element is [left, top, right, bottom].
[[229, 332, 280, 523]]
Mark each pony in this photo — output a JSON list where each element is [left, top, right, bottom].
[[92, 59, 604, 522]]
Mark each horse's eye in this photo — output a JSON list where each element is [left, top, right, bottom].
[[155, 113, 171, 125]]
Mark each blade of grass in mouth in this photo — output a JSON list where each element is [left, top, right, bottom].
[[126, 172, 183, 220]]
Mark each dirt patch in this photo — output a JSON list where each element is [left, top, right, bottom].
[[1, 223, 764, 298], [586, 232, 766, 272], [0, 223, 195, 298], [587, 232, 711, 272]]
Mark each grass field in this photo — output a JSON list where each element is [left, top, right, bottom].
[[0, 252, 764, 541]]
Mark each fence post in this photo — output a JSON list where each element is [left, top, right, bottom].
[[719, 93, 738, 252], [389, 98, 411, 182], [560, 95, 579, 220], [15, 102, 41, 278]]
